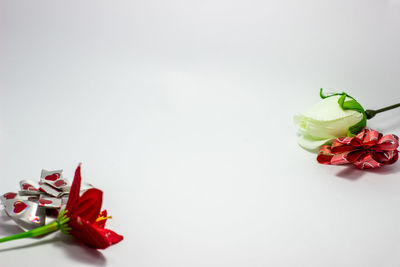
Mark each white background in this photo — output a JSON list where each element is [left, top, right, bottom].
[[1, 0, 400, 266]]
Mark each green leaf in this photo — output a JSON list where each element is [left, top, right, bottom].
[[319, 88, 343, 99], [337, 94, 367, 136], [320, 88, 328, 99]]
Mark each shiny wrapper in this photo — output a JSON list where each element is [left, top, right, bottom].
[[1, 169, 94, 232], [39, 182, 63, 197], [43, 178, 70, 192], [0, 192, 18, 204], [38, 197, 62, 209], [3, 198, 45, 231], [19, 180, 41, 196], [40, 169, 63, 180]]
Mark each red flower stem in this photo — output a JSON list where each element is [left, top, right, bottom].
[[365, 103, 400, 119], [0, 222, 59, 243]]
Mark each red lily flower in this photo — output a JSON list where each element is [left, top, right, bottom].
[[317, 128, 399, 169], [64, 165, 123, 249]]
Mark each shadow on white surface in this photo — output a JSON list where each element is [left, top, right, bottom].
[[0, 222, 23, 236], [0, 209, 22, 236], [0, 222, 107, 266], [53, 236, 107, 266], [0, 236, 64, 253], [335, 164, 400, 180]]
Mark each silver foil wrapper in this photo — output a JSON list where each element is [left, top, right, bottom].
[[19, 180, 41, 196], [1, 169, 95, 232], [3, 198, 45, 231]]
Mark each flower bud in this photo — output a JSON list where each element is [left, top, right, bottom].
[[294, 91, 366, 152]]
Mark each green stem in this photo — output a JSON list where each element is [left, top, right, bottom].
[[0, 222, 59, 243], [0, 210, 71, 244], [365, 103, 400, 119]]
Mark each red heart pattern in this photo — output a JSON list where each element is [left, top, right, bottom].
[[39, 199, 53, 205], [21, 183, 39, 191], [54, 180, 67, 188], [44, 173, 60, 181], [13, 201, 28, 214], [3, 192, 17, 199]]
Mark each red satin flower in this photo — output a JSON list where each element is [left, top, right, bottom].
[[317, 128, 399, 169], [65, 165, 123, 249]]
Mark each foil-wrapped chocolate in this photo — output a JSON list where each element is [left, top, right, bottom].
[[0, 169, 94, 232], [38, 196, 62, 209], [2, 198, 45, 231], [0, 192, 18, 203], [19, 180, 41, 196]]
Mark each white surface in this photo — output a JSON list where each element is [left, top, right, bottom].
[[1, 0, 400, 266]]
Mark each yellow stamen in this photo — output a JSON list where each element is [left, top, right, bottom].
[[96, 215, 112, 222]]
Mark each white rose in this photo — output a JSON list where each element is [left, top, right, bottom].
[[294, 94, 365, 152]]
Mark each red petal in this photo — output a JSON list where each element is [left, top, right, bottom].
[[69, 217, 123, 249], [331, 144, 358, 154], [355, 128, 367, 140], [331, 137, 359, 154], [95, 210, 108, 228], [373, 134, 399, 151], [70, 188, 103, 223], [333, 136, 353, 146], [317, 145, 334, 164], [388, 151, 399, 165], [353, 154, 382, 169], [345, 150, 368, 163], [330, 151, 352, 165], [372, 150, 399, 165], [66, 164, 82, 214], [362, 129, 380, 145], [96, 228, 124, 247]]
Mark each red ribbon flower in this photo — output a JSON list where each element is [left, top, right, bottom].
[[317, 128, 399, 169], [63, 164, 124, 249]]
